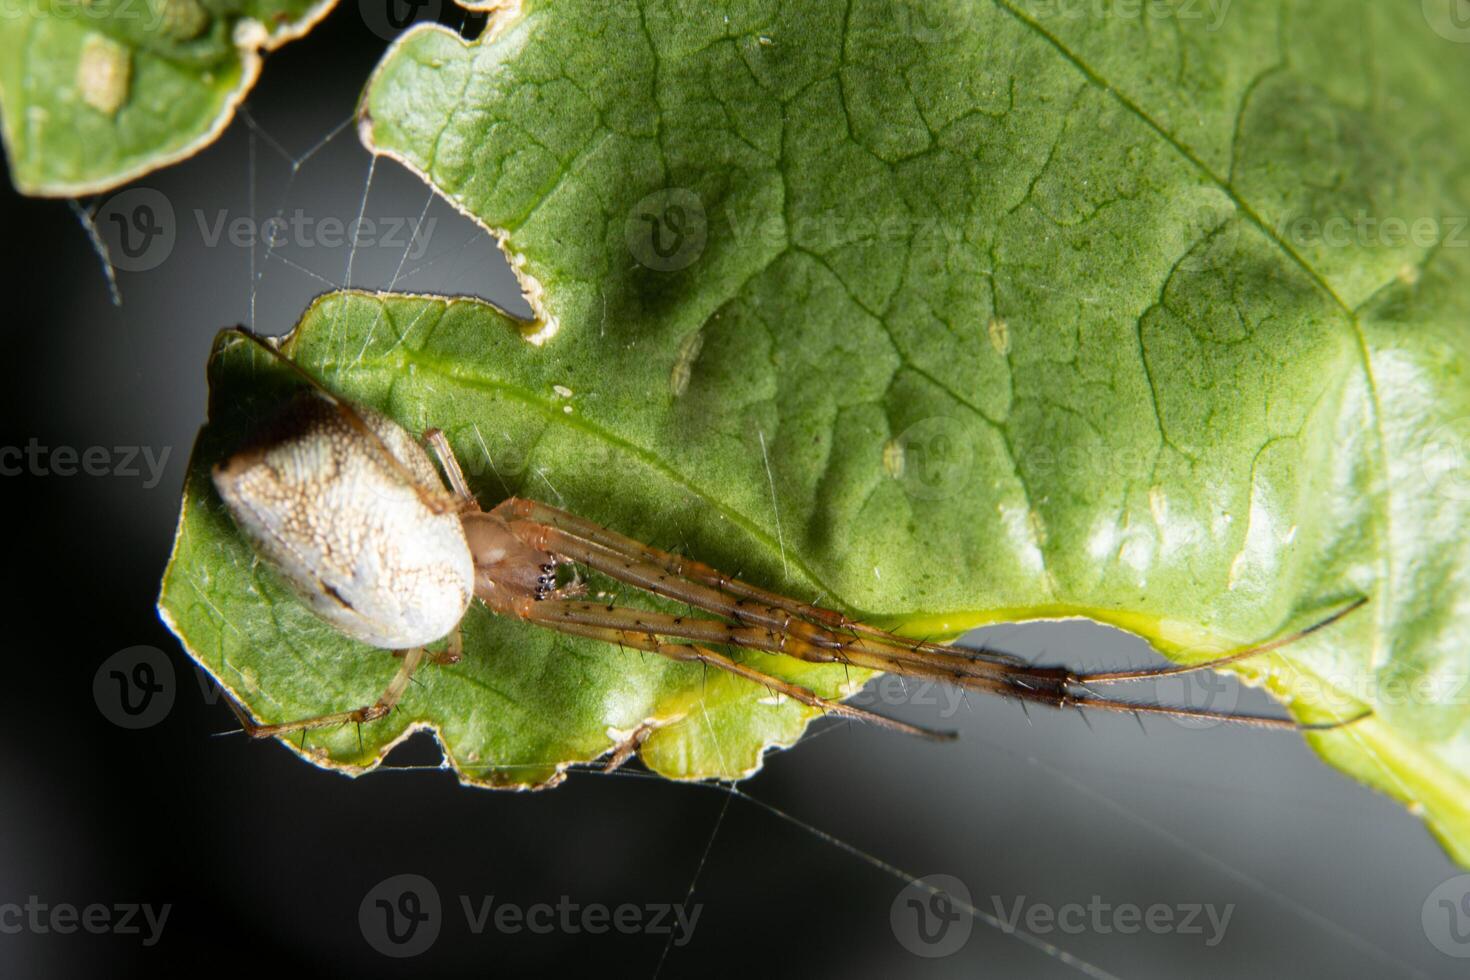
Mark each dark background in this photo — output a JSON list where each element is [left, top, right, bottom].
[[2, 6, 1465, 978]]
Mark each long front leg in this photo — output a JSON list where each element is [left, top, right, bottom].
[[513, 602, 956, 741], [504, 515, 1050, 688], [526, 600, 1353, 732], [531, 598, 1014, 685], [499, 498, 1367, 693], [497, 497, 1030, 669]]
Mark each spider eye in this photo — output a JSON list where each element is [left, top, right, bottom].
[[532, 562, 558, 600]]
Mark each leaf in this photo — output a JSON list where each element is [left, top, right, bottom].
[[161, 300, 869, 789], [0, 0, 337, 196], [162, 0, 1470, 864]]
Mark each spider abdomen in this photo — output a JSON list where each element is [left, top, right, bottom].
[[212, 395, 474, 649]]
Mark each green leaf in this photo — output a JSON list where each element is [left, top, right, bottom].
[[161, 300, 869, 789], [162, 0, 1470, 865], [0, 0, 337, 196]]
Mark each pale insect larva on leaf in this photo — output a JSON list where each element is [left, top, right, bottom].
[[210, 327, 1370, 755]]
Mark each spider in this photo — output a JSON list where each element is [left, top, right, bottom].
[[208, 328, 1365, 753]]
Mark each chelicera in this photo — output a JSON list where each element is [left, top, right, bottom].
[[210, 328, 1366, 754]]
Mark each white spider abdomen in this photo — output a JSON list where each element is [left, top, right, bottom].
[[212, 396, 474, 649]]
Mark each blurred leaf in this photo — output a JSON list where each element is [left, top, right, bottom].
[[0, 0, 337, 195]]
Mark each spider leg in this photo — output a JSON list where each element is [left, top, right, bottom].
[[602, 721, 659, 772], [497, 498, 1368, 699], [223, 647, 429, 738], [505, 514, 1044, 686], [497, 497, 1032, 668], [394, 625, 463, 665], [1069, 596, 1368, 684], [530, 598, 1012, 684], [514, 602, 957, 741], [1003, 685, 1362, 731], [424, 428, 478, 508], [523, 600, 1360, 733]]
